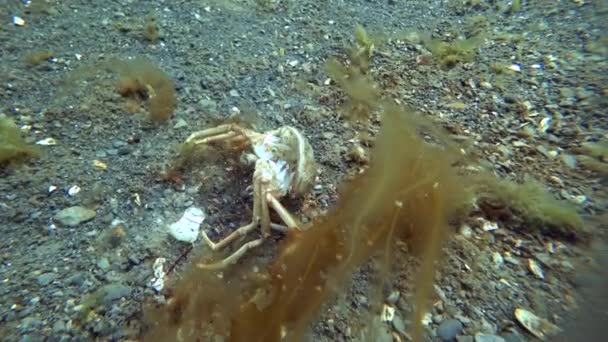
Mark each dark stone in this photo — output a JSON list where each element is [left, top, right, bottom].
[[437, 319, 464, 341]]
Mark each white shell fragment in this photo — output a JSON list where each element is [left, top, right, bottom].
[[509, 64, 521, 72], [515, 308, 561, 339], [538, 117, 551, 134], [492, 252, 504, 268], [13, 16, 25, 26], [67, 185, 81, 196], [380, 304, 395, 322], [168, 207, 205, 243], [421, 312, 433, 325], [482, 219, 498, 232], [149, 257, 167, 293], [48, 185, 58, 193], [36, 137, 57, 146], [528, 259, 544, 280]]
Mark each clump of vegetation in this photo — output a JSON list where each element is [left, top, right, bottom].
[[349, 24, 375, 73], [325, 57, 380, 122], [473, 174, 587, 239], [465, 15, 490, 38], [423, 34, 484, 69], [109, 57, 176, 123], [573, 141, 608, 175], [507, 0, 521, 15], [577, 155, 608, 176], [114, 15, 161, 43], [142, 17, 160, 42], [0, 116, 40, 166], [23, 50, 54, 67], [574, 141, 608, 161]]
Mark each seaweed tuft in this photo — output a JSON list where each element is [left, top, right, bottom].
[[0, 117, 40, 167]]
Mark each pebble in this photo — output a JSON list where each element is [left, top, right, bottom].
[[386, 290, 400, 305], [500, 333, 524, 342], [437, 319, 464, 341], [355, 295, 369, 308], [66, 272, 86, 287], [52, 320, 67, 334], [112, 140, 126, 148], [106, 148, 119, 156], [561, 154, 577, 169], [54, 206, 96, 227], [20, 316, 42, 330], [454, 315, 472, 326], [457, 336, 474, 342], [173, 118, 188, 129], [37, 272, 58, 286], [97, 257, 111, 272], [118, 147, 130, 156], [474, 334, 506, 342], [100, 283, 132, 304], [391, 314, 407, 334], [198, 98, 218, 113]]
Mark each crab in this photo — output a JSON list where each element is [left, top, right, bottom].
[[183, 123, 316, 270]]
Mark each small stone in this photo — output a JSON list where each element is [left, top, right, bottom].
[[95, 150, 107, 158], [321, 132, 335, 140], [54, 206, 96, 227], [37, 272, 58, 286], [500, 332, 524, 342], [356, 295, 369, 308], [492, 252, 504, 268], [386, 290, 400, 305], [455, 315, 472, 326], [118, 147, 130, 156], [198, 98, 218, 112], [173, 118, 188, 129], [459, 224, 473, 238], [101, 283, 132, 304], [561, 154, 577, 169], [229, 89, 240, 97], [52, 320, 67, 334], [106, 148, 119, 156], [457, 336, 475, 342], [433, 314, 444, 324], [66, 272, 86, 287], [97, 257, 111, 272], [392, 314, 407, 334], [437, 319, 464, 341], [474, 334, 506, 342], [111, 140, 126, 148]]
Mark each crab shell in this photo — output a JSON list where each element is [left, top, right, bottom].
[[253, 126, 316, 198]]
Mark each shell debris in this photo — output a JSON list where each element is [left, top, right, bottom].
[[515, 308, 561, 340]]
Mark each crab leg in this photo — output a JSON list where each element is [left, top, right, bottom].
[[197, 176, 265, 269], [196, 238, 264, 271], [260, 186, 271, 239], [267, 193, 300, 230], [185, 124, 237, 144]]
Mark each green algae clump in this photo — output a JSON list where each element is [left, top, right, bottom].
[[474, 175, 586, 240], [111, 57, 177, 123], [423, 34, 484, 69], [0, 117, 40, 166]]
